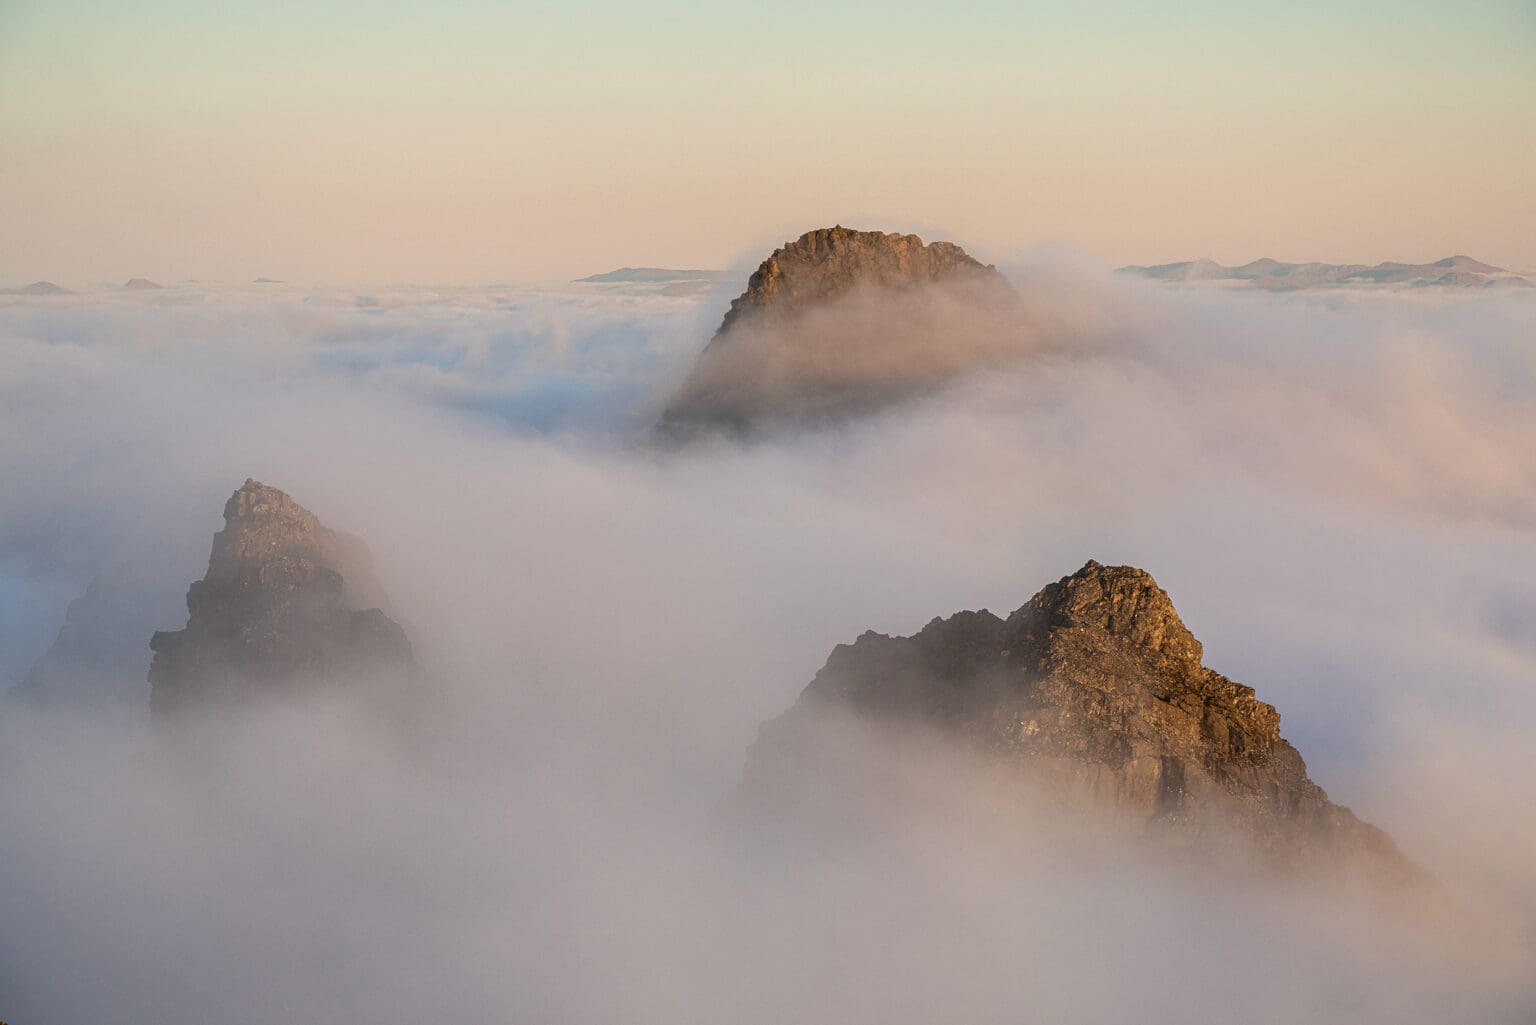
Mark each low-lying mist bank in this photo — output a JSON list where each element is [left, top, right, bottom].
[[1, 690, 1530, 1024], [1, 265, 1533, 1021]]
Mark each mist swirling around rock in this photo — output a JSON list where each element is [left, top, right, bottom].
[[744, 559, 1425, 887], [148, 479, 417, 718], [658, 226, 1028, 438]]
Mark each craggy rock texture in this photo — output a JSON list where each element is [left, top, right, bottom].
[[659, 226, 1020, 436], [714, 225, 1008, 336], [149, 480, 416, 716], [745, 560, 1421, 881]]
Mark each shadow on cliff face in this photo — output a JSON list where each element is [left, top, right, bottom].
[[0, 268, 1534, 1021]]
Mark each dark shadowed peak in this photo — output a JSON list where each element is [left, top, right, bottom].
[[12, 566, 176, 707], [744, 559, 1426, 887], [122, 277, 163, 290], [149, 479, 416, 717]]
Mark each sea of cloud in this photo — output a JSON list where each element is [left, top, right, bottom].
[[1, 265, 1533, 1022]]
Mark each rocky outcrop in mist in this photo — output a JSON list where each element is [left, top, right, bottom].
[[149, 479, 416, 716], [745, 560, 1422, 883], [658, 226, 1022, 437], [713, 226, 1008, 336]]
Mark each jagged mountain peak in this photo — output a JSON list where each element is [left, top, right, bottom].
[[149, 479, 414, 716], [1011, 560, 1202, 669], [745, 560, 1422, 884], [657, 226, 1021, 437], [217, 478, 324, 554]]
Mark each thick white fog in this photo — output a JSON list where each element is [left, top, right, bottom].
[[2, 266, 1534, 1022]]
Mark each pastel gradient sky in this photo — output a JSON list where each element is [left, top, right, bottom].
[[2, 0, 1533, 284]]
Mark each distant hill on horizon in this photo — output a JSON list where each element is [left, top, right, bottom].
[[1119, 254, 1532, 290], [122, 278, 164, 290], [575, 267, 730, 284], [2, 280, 75, 296]]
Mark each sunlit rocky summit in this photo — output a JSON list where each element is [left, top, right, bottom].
[[745, 560, 1423, 884], [712, 225, 1007, 334], [658, 226, 1021, 437], [149, 479, 416, 716]]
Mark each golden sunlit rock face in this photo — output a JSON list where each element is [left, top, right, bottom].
[[712, 226, 1009, 336], [745, 560, 1423, 885], [659, 226, 1023, 437]]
